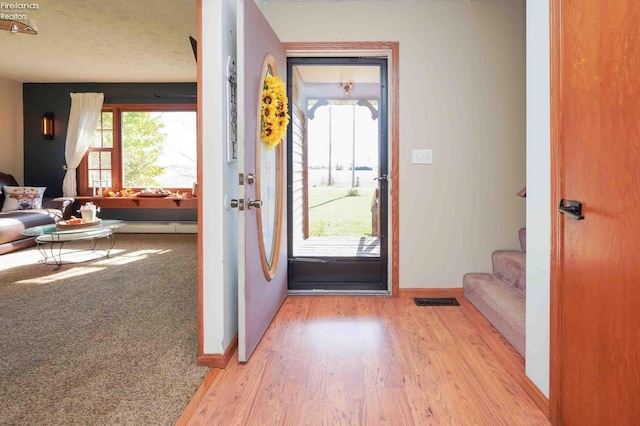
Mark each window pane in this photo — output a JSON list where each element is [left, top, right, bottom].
[[102, 170, 112, 188], [89, 170, 101, 185], [88, 149, 113, 190], [101, 151, 111, 169], [121, 111, 196, 188], [90, 132, 100, 148], [89, 151, 100, 168], [102, 111, 113, 129], [102, 130, 113, 148], [92, 111, 114, 149]]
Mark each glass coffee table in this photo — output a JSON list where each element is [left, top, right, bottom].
[[21, 219, 126, 270]]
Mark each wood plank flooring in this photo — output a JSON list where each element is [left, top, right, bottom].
[[183, 296, 549, 425]]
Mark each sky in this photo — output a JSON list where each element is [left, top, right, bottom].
[[153, 111, 197, 188], [307, 104, 379, 170]]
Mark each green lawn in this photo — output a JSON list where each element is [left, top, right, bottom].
[[308, 187, 376, 237]]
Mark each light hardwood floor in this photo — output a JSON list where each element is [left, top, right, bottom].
[[182, 296, 549, 425]]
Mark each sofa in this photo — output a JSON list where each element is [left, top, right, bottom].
[[0, 172, 75, 255]]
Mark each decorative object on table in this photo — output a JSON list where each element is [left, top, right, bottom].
[[92, 179, 109, 196], [136, 188, 170, 198], [107, 188, 136, 197], [169, 191, 187, 199], [56, 218, 103, 229], [78, 201, 100, 223], [260, 75, 290, 148]]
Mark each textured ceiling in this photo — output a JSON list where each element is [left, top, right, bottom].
[[0, 0, 197, 83]]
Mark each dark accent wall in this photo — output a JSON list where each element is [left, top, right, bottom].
[[23, 83, 197, 221]]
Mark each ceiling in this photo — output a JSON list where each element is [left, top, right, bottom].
[[0, 0, 466, 84], [0, 0, 197, 83]]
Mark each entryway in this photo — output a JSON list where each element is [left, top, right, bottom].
[[286, 57, 389, 292]]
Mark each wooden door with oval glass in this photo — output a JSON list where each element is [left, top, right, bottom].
[[235, 0, 288, 363]]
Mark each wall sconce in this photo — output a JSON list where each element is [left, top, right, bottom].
[[42, 113, 54, 140]]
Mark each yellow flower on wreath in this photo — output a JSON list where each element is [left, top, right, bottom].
[[261, 75, 290, 148]]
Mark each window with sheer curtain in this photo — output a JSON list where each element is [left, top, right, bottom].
[[78, 104, 197, 196]]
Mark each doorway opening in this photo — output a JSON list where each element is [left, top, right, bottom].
[[287, 57, 388, 292]]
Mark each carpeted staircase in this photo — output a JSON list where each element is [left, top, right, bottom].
[[463, 227, 526, 357]]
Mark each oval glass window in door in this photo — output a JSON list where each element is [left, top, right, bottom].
[[256, 54, 286, 280]]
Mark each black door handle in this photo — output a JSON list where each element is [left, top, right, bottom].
[[558, 199, 584, 220]]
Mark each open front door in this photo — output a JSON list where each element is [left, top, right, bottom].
[[236, 0, 287, 362]]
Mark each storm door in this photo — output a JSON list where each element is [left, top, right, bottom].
[[287, 57, 388, 292]]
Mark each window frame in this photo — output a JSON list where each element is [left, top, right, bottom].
[[78, 103, 197, 196]]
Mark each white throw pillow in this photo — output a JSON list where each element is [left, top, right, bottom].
[[1, 186, 47, 212]]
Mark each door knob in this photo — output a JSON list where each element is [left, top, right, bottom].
[[558, 199, 584, 220], [247, 199, 262, 209], [374, 174, 388, 182]]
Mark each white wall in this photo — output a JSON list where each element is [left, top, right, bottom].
[[0, 78, 23, 181], [201, 0, 238, 354], [201, 0, 550, 398], [525, 0, 551, 398], [263, 0, 526, 287]]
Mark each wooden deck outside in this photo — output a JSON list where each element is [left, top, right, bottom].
[[294, 236, 380, 258]]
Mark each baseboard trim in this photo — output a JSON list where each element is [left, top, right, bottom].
[[522, 374, 550, 419], [116, 221, 198, 234], [399, 288, 464, 298], [197, 334, 238, 368], [175, 368, 220, 426]]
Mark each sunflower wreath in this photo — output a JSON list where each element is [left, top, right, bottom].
[[261, 75, 290, 148]]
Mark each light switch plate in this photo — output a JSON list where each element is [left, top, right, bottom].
[[412, 149, 433, 164]]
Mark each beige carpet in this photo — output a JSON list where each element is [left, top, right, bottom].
[[0, 234, 208, 425]]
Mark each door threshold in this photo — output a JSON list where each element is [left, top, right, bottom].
[[288, 289, 391, 297]]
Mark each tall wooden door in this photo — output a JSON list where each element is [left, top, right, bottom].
[[236, 0, 287, 362], [551, 1, 640, 424]]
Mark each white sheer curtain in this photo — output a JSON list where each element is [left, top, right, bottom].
[[62, 93, 104, 197]]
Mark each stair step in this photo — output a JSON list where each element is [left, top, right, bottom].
[[492, 250, 526, 292], [463, 272, 525, 356], [519, 227, 526, 252]]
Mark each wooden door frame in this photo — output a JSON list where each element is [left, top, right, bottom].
[[549, 0, 561, 421], [283, 42, 400, 296], [548, 0, 565, 422]]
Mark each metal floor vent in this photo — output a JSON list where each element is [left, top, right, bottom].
[[414, 297, 460, 307]]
